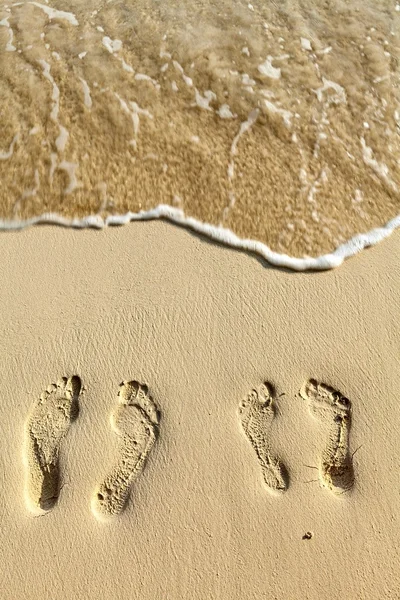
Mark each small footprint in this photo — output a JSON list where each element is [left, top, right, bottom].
[[24, 376, 81, 514], [300, 379, 354, 495], [239, 382, 288, 494], [92, 381, 160, 520]]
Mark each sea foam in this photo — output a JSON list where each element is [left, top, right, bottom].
[[0, 206, 398, 272]]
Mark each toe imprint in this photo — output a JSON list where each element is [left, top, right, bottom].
[[301, 379, 354, 495], [239, 382, 288, 495], [24, 376, 82, 514], [92, 381, 160, 520]]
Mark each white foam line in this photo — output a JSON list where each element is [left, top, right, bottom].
[[172, 61, 193, 87], [0, 16, 16, 51], [120, 58, 134, 73], [193, 89, 216, 111], [315, 78, 346, 105], [135, 73, 160, 90], [102, 36, 122, 54], [37, 59, 59, 122], [0, 205, 399, 271], [263, 99, 292, 128], [55, 125, 69, 152], [0, 133, 19, 160], [360, 137, 398, 192], [231, 109, 259, 156], [79, 77, 92, 109], [29, 2, 78, 25], [258, 56, 281, 79]]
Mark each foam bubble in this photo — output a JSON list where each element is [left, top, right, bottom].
[[258, 56, 281, 79]]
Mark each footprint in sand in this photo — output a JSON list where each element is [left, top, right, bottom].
[[300, 379, 354, 495], [239, 382, 288, 494], [92, 381, 160, 520], [24, 376, 81, 514]]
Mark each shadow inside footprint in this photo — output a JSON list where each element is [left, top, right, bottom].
[[301, 379, 354, 495], [239, 382, 288, 495], [25, 375, 82, 514], [92, 380, 160, 521]]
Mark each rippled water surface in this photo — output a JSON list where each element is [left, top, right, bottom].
[[0, 0, 399, 256]]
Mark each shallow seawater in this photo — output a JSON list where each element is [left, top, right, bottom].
[[0, 0, 399, 259]]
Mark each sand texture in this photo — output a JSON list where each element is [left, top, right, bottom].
[[0, 222, 399, 599], [1, 0, 400, 257]]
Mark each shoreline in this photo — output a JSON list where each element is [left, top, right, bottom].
[[1, 204, 399, 271]]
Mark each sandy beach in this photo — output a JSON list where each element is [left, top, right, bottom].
[[0, 221, 399, 599], [1, 1, 399, 596]]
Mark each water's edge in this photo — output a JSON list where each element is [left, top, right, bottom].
[[1, 204, 399, 271]]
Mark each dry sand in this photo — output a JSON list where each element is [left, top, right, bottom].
[[0, 221, 399, 599], [1, 0, 400, 257]]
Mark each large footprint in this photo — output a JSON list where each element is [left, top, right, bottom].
[[92, 381, 160, 520], [300, 379, 354, 495], [24, 376, 81, 514], [239, 382, 288, 494]]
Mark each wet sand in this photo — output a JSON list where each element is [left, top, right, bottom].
[[1, 0, 399, 257]]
